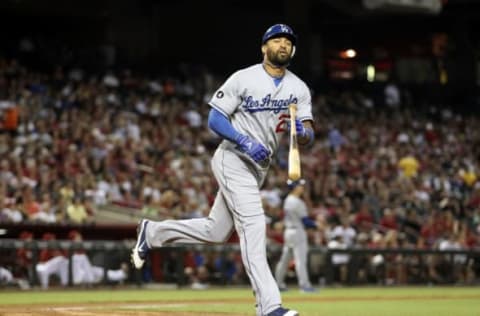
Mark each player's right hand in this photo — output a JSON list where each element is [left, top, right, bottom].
[[235, 134, 270, 164]]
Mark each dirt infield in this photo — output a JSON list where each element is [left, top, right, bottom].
[[0, 304, 239, 316], [1, 301, 245, 316], [1, 294, 480, 316]]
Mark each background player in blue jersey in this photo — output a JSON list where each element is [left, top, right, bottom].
[[132, 23, 315, 316]]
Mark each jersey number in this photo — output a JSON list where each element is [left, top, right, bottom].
[[275, 114, 290, 133]]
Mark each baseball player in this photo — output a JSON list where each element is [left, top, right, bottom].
[[274, 179, 317, 293], [69, 230, 96, 285], [132, 23, 314, 316], [69, 230, 129, 285], [35, 233, 68, 289]]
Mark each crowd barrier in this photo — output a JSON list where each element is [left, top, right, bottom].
[[0, 239, 479, 288]]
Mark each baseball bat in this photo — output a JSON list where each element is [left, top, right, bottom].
[[288, 104, 301, 181]]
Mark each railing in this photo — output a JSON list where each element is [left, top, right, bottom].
[[0, 239, 133, 287], [1, 239, 479, 288], [311, 247, 480, 286]]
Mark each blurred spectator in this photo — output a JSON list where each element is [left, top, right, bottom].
[[59, 182, 75, 207], [437, 232, 470, 283], [0, 102, 19, 131], [420, 215, 440, 248], [15, 231, 34, 281], [383, 230, 406, 285], [0, 197, 23, 223], [354, 203, 374, 233], [35, 233, 68, 289], [214, 250, 244, 285], [459, 167, 477, 188], [398, 153, 420, 179], [155, 190, 181, 218], [0, 57, 477, 287], [351, 232, 371, 284], [327, 125, 346, 153], [330, 216, 357, 247], [0, 266, 30, 289], [401, 209, 422, 244], [66, 196, 91, 224], [379, 208, 399, 232], [32, 193, 58, 223], [327, 234, 349, 284], [141, 195, 160, 219], [22, 186, 42, 221], [384, 81, 401, 108]]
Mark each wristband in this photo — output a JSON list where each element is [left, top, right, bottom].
[[303, 127, 314, 146]]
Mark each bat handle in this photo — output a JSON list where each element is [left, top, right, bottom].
[[289, 104, 297, 133], [289, 103, 297, 118]]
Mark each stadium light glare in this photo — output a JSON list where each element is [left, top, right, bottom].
[[339, 49, 357, 59], [367, 64, 375, 82], [346, 49, 356, 58]]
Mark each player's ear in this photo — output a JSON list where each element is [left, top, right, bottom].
[[291, 46, 296, 58], [261, 44, 267, 55]]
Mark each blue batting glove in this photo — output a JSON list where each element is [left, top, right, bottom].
[[295, 118, 307, 138], [287, 118, 307, 137], [235, 134, 270, 164]]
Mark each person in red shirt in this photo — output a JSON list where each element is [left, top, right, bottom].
[[379, 208, 398, 232], [354, 203, 374, 233], [420, 215, 439, 248]]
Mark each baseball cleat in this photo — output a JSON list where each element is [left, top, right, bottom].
[[266, 307, 299, 316], [300, 286, 318, 293], [131, 219, 149, 269]]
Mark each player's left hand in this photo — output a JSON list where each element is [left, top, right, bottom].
[[235, 134, 270, 164], [288, 118, 306, 138]]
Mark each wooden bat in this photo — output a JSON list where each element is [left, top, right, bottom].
[[288, 104, 301, 181]]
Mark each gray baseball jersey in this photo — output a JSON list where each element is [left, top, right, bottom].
[[210, 63, 312, 174], [283, 195, 308, 229], [144, 63, 313, 315], [275, 194, 312, 289]]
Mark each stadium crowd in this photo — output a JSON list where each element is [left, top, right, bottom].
[[0, 57, 479, 287]]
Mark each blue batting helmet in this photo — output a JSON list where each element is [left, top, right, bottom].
[[262, 24, 297, 58], [262, 24, 297, 45]]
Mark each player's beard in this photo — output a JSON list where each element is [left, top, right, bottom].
[[267, 49, 291, 67]]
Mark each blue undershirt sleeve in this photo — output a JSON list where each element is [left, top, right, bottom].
[[208, 108, 242, 144], [302, 216, 317, 229]]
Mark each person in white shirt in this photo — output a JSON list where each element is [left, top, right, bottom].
[[327, 234, 350, 284]]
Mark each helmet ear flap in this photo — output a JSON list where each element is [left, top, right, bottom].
[[291, 46, 296, 58]]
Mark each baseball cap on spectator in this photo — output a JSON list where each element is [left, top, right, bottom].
[[42, 232, 56, 240], [19, 231, 33, 240], [68, 230, 82, 240]]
